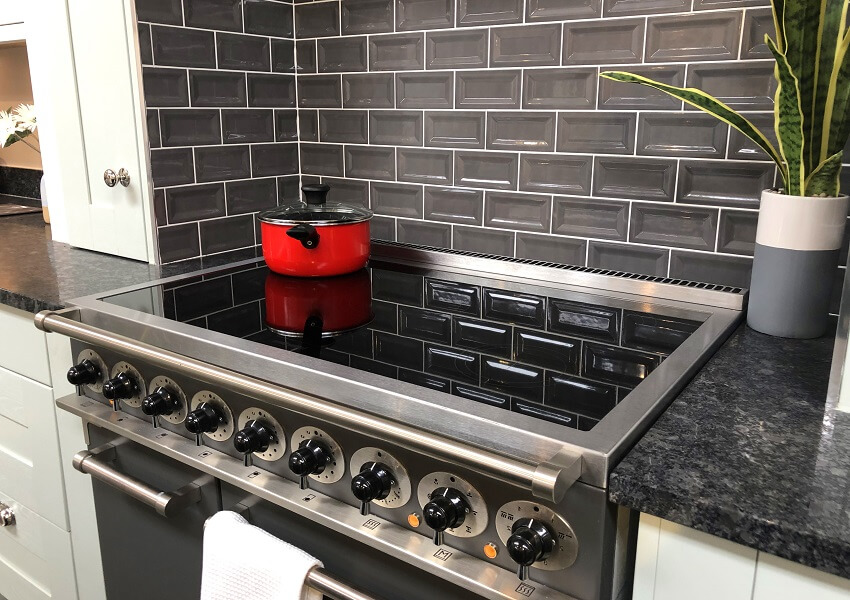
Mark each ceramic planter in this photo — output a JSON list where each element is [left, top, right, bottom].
[[747, 189, 849, 338]]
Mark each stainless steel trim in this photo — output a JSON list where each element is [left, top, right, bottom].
[[40, 311, 580, 502], [72, 442, 204, 517], [307, 567, 383, 600]]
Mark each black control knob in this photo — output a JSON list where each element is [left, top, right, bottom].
[[506, 518, 557, 581], [101, 372, 137, 411], [351, 462, 394, 516], [67, 360, 101, 389], [141, 387, 178, 428], [288, 439, 332, 490], [234, 420, 276, 467], [185, 403, 222, 446], [423, 487, 470, 546]]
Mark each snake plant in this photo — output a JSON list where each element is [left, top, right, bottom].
[[600, 0, 850, 197]]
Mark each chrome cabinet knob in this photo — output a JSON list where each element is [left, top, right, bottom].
[[103, 168, 131, 188], [0, 503, 14, 527]]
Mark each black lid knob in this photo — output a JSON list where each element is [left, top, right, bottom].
[[141, 387, 176, 417], [185, 403, 220, 435], [234, 419, 275, 455], [67, 360, 100, 386], [288, 439, 332, 477], [351, 462, 394, 504], [506, 518, 556, 573], [423, 487, 469, 534], [302, 183, 330, 206], [102, 372, 136, 401]]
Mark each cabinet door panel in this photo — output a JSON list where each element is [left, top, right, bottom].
[[753, 553, 850, 600]]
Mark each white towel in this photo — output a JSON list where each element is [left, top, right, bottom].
[[201, 511, 323, 600]]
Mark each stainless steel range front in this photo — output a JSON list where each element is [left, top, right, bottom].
[[41, 243, 744, 600]]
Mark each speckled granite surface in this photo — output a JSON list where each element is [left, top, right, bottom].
[[609, 324, 850, 579]]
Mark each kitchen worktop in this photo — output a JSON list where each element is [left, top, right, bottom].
[[609, 324, 849, 580]]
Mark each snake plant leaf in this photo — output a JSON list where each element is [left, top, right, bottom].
[[766, 35, 805, 195], [769, 0, 786, 52], [805, 150, 843, 196], [811, 0, 845, 166], [824, 29, 850, 162], [598, 71, 785, 177]]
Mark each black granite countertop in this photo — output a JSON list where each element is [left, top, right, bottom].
[[610, 324, 850, 579]]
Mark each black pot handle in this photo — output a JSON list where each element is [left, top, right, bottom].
[[286, 223, 320, 249]]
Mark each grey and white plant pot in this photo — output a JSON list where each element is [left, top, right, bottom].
[[747, 189, 849, 338]]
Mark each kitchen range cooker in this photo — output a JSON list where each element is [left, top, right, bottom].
[[42, 242, 744, 600]]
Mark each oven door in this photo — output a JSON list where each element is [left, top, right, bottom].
[[83, 425, 221, 600]]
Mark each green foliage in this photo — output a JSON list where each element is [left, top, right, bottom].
[[600, 0, 850, 197]]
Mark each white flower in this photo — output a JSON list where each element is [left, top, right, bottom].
[[13, 103, 36, 132], [0, 111, 17, 148]]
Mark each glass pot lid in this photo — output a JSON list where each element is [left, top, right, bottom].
[[258, 184, 373, 225]]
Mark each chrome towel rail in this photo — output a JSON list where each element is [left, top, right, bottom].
[[38, 310, 581, 502], [306, 567, 381, 600]]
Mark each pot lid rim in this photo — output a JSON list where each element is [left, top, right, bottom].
[[258, 203, 373, 225]]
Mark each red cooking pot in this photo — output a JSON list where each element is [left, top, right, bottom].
[[258, 184, 373, 277], [264, 268, 373, 339]]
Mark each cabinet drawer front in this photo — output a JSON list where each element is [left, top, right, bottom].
[[0, 494, 77, 600], [0, 305, 50, 384], [0, 366, 67, 529]]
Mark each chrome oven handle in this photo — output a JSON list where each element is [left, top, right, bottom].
[[72, 443, 202, 517], [39, 311, 581, 502]]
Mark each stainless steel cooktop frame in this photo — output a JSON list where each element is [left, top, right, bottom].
[[51, 243, 744, 490]]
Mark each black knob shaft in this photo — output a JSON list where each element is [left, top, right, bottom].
[[67, 360, 100, 387], [102, 372, 137, 411], [351, 462, 394, 516], [423, 487, 470, 546], [506, 518, 557, 581], [288, 439, 332, 490], [141, 387, 178, 428], [234, 420, 276, 466]]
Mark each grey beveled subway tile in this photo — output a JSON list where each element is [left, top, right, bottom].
[[527, 0, 601, 21], [523, 68, 597, 110], [669, 250, 752, 287], [159, 223, 201, 263], [484, 191, 551, 233], [397, 72, 454, 109], [300, 143, 344, 176], [487, 112, 556, 152], [678, 159, 774, 208], [318, 37, 368, 73], [598, 65, 684, 110], [717, 209, 758, 255], [694, 0, 767, 8], [637, 113, 728, 158], [742, 8, 773, 58], [424, 186, 483, 224], [151, 26, 216, 69], [455, 151, 519, 190], [226, 177, 277, 215], [137, 0, 182, 25], [370, 33, 424, 71], [251, 143, 299, 177], [371, 215, 397, 241], [397, 0, 455, 31], [458, 0, 522, 25], [195, 145, 250, 183], [553, 196, 628, 240], [603, 0, 688, 16], [297, 75, 342, 108], [728, 114, 776, 161], [299, 110, 318, 141], [322, 177, 370, 207], [274, 109, 298, 142], [425, 111, 485, 148], [520, 154, 592, 195], [247, 74, 295, 108], [278, 175, 300, 205], [370, 182, 424, 217], [370, 111, 424, 145], [217, 32, 270, 71], [629, 202, 718, 251], [588, 241, 669, 276], [165, 183, 225, 224], [138, 24, 153, 65], [491, 24, 561, 67], [143, 67, 189, 107], [319, 110, 368, 143], [593, 156, 677, 202], [457, 70, 520, 109], [150, 148, 195, 187], [343, 73, 394, 108], [159, 109, 221, 146], [342, 0, 394, 35], [346, 145, 396, 180], [563, 19, 644, 65], [244, 0, 293, 37], [184, 0, 242, 32], [223, 109, 274, 143], [200, 214, 255, 255], [646, 12, 742, 62], [687, 63, 776, 111], [398, 148, 453, 184], [453, 226, 516, 256], [295, 2, 340, 38], [272, 39, 295, 73], [557, 112, 637, 154], [147, 110, 160, 148], [516, 233, 587, 266], [426, 29, 488, 70], [296, 40, 317, 74], [398, 219, 452, 247]]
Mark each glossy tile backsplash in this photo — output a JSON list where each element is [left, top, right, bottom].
[[136, 0, 848, 298]]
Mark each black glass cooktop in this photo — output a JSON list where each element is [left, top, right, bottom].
[[104, 260, 705, 432]]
